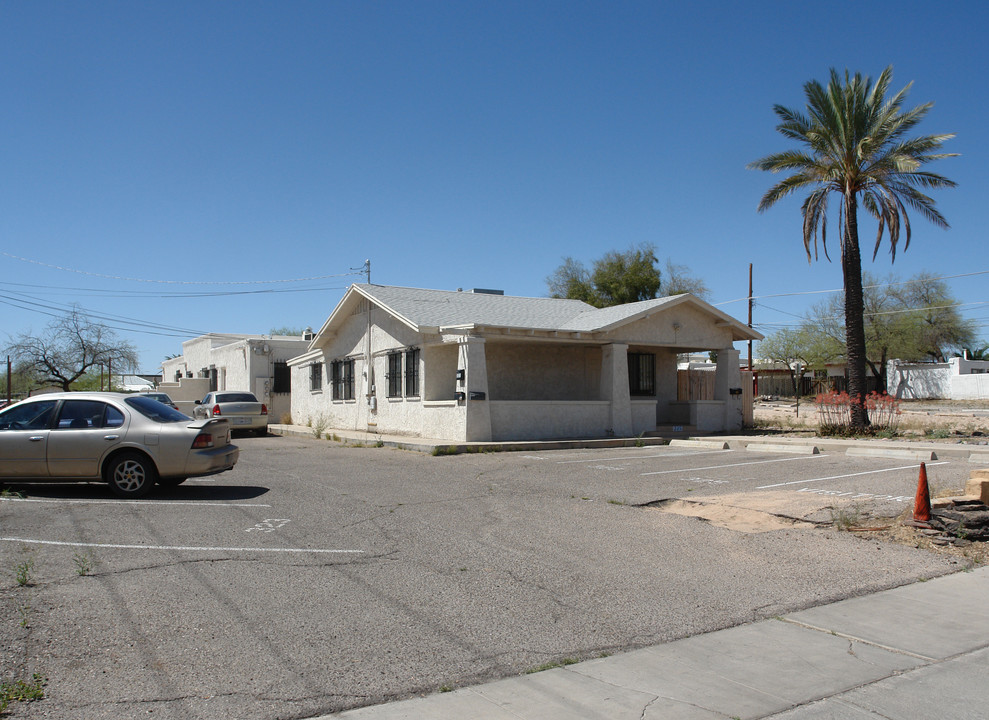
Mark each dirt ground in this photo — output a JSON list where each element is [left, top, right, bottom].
[[752, 397, 989, 440], [742, 398, 989, 566]]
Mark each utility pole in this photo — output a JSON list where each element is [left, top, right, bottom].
[[747, 263, 754, 370], [6, 355, 11, 404]]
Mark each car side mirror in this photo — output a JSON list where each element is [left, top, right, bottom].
[[194, 400, 201, 405]]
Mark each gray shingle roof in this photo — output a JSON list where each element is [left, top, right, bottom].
[[344, 284, 760, 341], [356, 285, 595, 331]]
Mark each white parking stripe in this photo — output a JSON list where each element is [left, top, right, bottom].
[[756, 461, 951, 489], [0, 497, 271, 508], [1, 537, 362, 554], [639, 454, 828, 477], [558, 449, 734, 465]]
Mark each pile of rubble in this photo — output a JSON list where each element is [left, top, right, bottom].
[[924, 469, 989, 546]]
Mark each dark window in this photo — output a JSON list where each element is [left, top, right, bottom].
[[0, 399, 57, 431], [405, 348, 420, 397], [273, 361, 290, 393], [628, 352, 656, 396], [387, 352, 402, 398], [331, 359, 355, 400], [56, 400, 108, 429], [125, 396, 189, 423], [310, 363, 323, 392]]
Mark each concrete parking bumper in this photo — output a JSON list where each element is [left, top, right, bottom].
[[321, 567, 989, 720]]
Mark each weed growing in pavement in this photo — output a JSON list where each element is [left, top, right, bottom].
[[0, 673, 46, 712], [311, 414, 327, 439], [925, 426, 952, 439], [73, 552, 94, 576], [18, 605, 30, 628], [432, 446, 458, 456], [0, 487, 25, 499], [830, 504, 865, 531], [14, 558, 34, 587], [439, 685, 453, 693], [280, 412, 293, 425]]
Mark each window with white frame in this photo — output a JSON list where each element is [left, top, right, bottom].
[[331, 359, 355, 400], [386, 352, 402, 398], [309, 362, 323, 392]]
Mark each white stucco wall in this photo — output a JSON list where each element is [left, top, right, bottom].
[[888, 361, 952, 399]]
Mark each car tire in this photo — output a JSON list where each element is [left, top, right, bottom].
[[105, 452, 158, 498], [158, 477, 187, 487]]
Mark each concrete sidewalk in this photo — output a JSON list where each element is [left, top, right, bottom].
[[318, 567, 989, 719], [268, 423, 989, 462]]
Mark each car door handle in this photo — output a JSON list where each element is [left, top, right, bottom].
[[104, 435, 120, 441], [29, 436, 44, 442]]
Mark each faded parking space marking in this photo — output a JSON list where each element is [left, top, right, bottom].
[[245, 519, 291, 533], [756, 461, 950, 489], [0, 537, 363, 554], [640, 454, 828, 477], [796, 488, 914, 503]]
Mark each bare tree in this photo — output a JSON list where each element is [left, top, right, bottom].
[[7, 308, 139, 391]]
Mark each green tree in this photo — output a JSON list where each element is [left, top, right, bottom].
[[799, 272, 975, 388], [547, 244, 707, 307], [758, 328, 813, 399], [7, 307, 139, 392], [750, 67, 956, 428]]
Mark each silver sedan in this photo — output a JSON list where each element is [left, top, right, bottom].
[[193, 391, 268, 436], [0, 392, 239, 498]]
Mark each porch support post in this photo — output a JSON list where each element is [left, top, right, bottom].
[[601, 343, 632, 437], [714, 347, 743, 432], [461, 336, 492, 442]]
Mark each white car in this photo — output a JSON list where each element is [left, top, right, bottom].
[[0, 392, 239, 498]]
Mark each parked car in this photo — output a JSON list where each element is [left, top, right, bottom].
[[193, 391, 268, 436], [0, 392, 239, 498], [136, 391, 179, 410]]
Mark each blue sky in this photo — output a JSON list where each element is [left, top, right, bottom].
[[2, 1, 987, 373]]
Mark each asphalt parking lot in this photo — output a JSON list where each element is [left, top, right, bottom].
[[0, 436, 972, 720]]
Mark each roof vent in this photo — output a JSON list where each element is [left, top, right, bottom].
[[303, 327, 314, 342], [469, 288, 504, 295]]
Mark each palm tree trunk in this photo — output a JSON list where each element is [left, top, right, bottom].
[[843, 194, 871, 429]]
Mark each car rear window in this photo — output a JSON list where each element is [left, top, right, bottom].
[[216, 393, 258, 403], [125, 396, 190, 423]]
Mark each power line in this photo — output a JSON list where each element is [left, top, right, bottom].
[[0, 251, 365, 285], [714, 269, 989, 307]]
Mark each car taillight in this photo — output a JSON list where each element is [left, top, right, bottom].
[[211, 404, 221, 416], [261, 403, 268, 415], [192, 433, 214, 449]]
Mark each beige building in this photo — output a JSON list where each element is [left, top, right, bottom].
[[289, 284, 761, 442]]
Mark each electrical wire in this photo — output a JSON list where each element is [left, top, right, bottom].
[[0, 251, 365, 285]]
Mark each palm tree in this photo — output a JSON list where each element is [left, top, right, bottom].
[[749, 67, 956, 428]]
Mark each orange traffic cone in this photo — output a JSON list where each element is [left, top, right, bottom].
[[913, 462, 932, 524]]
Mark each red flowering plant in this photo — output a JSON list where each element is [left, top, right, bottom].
[[815, 391, 855, 436], [816, 390, 901, 436], [863, 391, 901, 434]]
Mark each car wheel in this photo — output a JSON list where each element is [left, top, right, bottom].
[[105, 452, 158, 498], [158, 477, 187, 487]]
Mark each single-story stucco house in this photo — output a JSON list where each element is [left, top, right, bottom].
[[161, 333, 310, 418], [288, 284, 762, 442]]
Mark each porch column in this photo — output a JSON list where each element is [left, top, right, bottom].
[[461, 336, 492, 442], [714, 347, 743, 432], [600, 343, 632, 437]]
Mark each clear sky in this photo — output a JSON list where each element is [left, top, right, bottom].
[[2, 0, 987, 373]]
